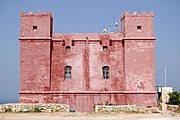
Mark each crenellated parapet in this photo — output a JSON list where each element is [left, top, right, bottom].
[[121, 11, 154, 20], [121, 11, 155, 38], [20, 10, 52, 17]]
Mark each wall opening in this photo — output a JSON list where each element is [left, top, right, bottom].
[[66, 46, 71, 52], [33, 26, 37, 31], [102, 66, 109, 79], [103, 46, 108, 52], [64, 66, 72, 80], [137, 26, 142, 31]]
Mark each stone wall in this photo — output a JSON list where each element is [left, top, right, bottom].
[[167, 105, 179, 111], [0, 103, 69, 113], [95, 105, 160, 113], [158, 103, 179, 112]]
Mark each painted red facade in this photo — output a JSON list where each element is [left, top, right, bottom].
[[19, 11, 156, 112]]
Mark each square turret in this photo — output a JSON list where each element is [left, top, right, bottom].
[[121, 11, 154, 38], [20, 11, 53, 38]]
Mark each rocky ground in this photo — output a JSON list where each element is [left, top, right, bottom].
[[0, 112, 180, 120]]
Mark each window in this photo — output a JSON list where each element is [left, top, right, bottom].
[[103, 46, 108, 52], [137, 26, 142, 31], [33, 26, 37, 31], [64, 66, 72, 80], [102, 66, 109, 79], [66, 46, 71, 52]]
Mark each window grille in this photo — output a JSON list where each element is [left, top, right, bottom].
[[102, 66, 109, 79], [64, 66, 72, 80]]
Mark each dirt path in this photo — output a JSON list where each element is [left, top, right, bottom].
[[0, 112, 180, 120]]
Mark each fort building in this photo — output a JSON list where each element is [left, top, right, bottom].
[[19, 11, 156, 112]]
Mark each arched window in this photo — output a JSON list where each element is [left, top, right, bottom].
[[66, 46, 71, 52], [103, 46, 108, 52], [64, 66, 72, 80], [102, 66, 109, 79]]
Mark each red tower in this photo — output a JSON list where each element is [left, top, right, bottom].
[[19, 11, 156, 112]]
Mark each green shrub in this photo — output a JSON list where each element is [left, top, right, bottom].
[[23, 110, 30, 113], [168, 91, 180, 105], [34, 107, 41, 112]]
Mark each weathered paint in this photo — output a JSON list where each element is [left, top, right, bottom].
[[19, 11, 156, 112]]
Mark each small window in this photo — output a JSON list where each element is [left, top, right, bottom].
[[137, 26, 141, 30], [64, 66, 72, 80], [33, 26, 37, 31], [102, 66, 109, 79], [66, 46, 71, 52], [103, 46, 108, 52]]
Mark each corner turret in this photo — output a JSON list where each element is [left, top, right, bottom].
[[20, 11, 53, 39], [121, 11, 154, 38]]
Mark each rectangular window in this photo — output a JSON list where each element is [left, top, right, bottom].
[[137, 26, 142, 31], [102, 66, 109, 79], [64, 66, 72, 80], [33, 26, 37, 30]]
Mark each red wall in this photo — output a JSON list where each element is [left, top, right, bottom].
[[50, 34, 124, 92], [20, 40, 51, 91]]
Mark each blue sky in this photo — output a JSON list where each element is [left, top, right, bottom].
[[0, 0, 180, 103]]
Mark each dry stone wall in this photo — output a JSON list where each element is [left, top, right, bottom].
[[95, 105, 160, 113], [0, 103, 69, 113]]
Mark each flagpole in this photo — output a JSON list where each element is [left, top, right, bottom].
[[165, 66, 167, 87]]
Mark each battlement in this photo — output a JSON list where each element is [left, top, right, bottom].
[[121, 11, 154, 20], [20, 10, 52, 17]]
